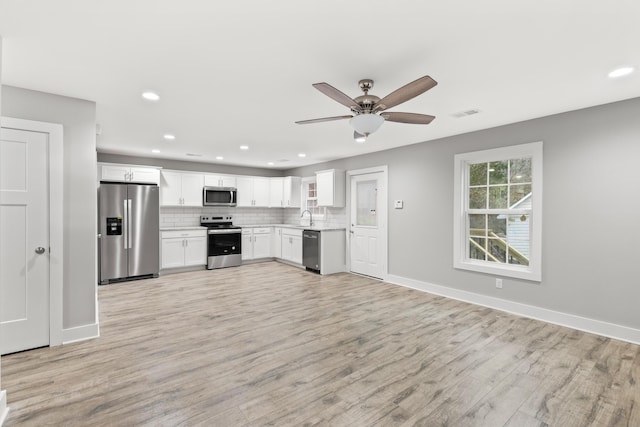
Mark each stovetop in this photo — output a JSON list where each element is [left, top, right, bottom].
[[200, 215, 241, 229]]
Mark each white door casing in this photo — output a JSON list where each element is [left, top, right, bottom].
[[347, 167, 388, 280], [0, 117, 63, 355]]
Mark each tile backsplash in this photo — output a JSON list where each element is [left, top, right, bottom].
[[161, 206, 347, 228]]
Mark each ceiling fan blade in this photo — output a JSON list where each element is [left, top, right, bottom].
[[373, 76, 437, 112], [312, 83, 363, 112], [295, 115, 353, 125], [381, 112, 436, 124]]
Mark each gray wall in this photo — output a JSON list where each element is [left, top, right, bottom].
[[285, 97, 640, 330], [97, 153, 281, 177], [2, 85, 97, 329]]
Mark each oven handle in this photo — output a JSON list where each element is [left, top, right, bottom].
[[207, 229, 242, 235]]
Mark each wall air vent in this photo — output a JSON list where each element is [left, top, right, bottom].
[[451, 109, 481, 118]]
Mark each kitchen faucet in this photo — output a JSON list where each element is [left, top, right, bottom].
[[301, 209, 314, 227]]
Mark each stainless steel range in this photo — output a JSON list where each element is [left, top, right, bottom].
[[200, 215, 242, 269]]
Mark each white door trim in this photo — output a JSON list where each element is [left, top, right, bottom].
[[346, 165, 388, 280], [1, 116, 64, 347]]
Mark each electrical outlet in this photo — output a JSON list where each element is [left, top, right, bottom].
[[496, 278, 503, 289]]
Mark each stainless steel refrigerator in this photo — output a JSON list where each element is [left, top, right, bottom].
[[99, 182, 159, 284]]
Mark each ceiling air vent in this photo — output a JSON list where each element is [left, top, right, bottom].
[[185, 153, 203, 157], [451, 109, 480, 118]]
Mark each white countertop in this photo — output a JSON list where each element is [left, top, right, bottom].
[[160, 226, 208, 231], [240, 224, 346, 232]]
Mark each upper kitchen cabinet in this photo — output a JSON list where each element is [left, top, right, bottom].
[[316, 169, 345, 207], [99, 163, 160, 185], [269, 177, 301, 208], [160, 170, 204, 206], [236, 176, 270, 207], [204, 174, 237, 188]]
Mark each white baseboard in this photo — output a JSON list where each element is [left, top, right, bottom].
[[386, 274, 640, 346], [0, 390, 8, 426], [62, 322, 100, 345]]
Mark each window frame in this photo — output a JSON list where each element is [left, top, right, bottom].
[[453, 141, 543, 281]]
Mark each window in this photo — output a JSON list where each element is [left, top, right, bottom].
[[454, 141, 542, 281], [302, 178, 325, 218]]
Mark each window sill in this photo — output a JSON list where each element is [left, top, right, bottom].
[[454, 260, 541, 282]]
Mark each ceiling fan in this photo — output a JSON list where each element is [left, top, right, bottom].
[[296, 75, 437, 142]]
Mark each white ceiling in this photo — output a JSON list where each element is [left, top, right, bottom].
[[1, 1, 639, 169]]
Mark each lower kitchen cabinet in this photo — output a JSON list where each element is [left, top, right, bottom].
[[242, 227, 272, 260], [281, 228, 302, 265], [161, 229, 207, 269]]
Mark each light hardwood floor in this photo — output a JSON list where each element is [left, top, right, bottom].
[[2, 262, 639, 426]]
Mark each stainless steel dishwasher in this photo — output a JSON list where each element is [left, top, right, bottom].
[[303, 230, 321, 273]]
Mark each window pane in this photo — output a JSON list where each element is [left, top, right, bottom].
[[469, 187, 487, 209], [487, 215, 506, 237], [488, 238, 507, 263], [469, 214, 486, 237], [510, 184, 531, 207], [489, 161, 508, 185], [506, 213, 530, 265], [469, 163, 487, 186], [510, 158, 531, 183], [356, 180, 377, 226], [469, 237, 486, 260], [489, 186, 508, 209]]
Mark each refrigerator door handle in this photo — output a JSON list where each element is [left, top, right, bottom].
[[123, 199, 129, 249], [127, 199, 133, 249]]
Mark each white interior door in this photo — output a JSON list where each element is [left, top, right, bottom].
[[0, 128, 50, 355], [350, 172, 386, 279]]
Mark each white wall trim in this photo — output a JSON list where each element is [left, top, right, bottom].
[[346, 165, 389, 280], [62, 323, 100, 345], [0, 390, 8, 426], [386, 274, 640, 345], [1, 116, 64, 347]]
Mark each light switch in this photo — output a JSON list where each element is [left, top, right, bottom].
[[394, 200, 404, 209]]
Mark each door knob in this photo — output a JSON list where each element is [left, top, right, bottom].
[[35, 247, 46, 254]]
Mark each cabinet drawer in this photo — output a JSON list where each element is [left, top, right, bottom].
[[282, 228, 303, 238], [161, 229, 206, 239], [253, 227, 272, 234], [242, 228, 252, 235]]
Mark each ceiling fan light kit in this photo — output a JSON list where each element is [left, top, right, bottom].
[[296, 75, 437, 141]]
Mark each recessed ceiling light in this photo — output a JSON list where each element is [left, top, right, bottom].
[[216, 156, 224, 160], [151, 149, 160, 153], [240, 145, 249, 150], [163, 134, 175, 140], [142, 91, 160, 101], [608, 67, 634, 78], [298, 153, 306, 158], [267, 162, 274, 166]]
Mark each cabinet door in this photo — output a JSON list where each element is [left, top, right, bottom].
[[253, 177, 270, 207], [242, 234, 253, 260], [100, 164, 130, 182], [160, 171, 183, 206], [273, 228, 282, 258], [283, 176, 301, 208], [269, 178, 284, 207], [184, 236, 207, 266], [281, 236, 292, 261], [203, 174, 220, 187], [181, 173, 204, 206], [316, 170, 334, 206], [290, 235, 303, 264], [236, 177, 254, 207], [253, 233, 272, 258], [219, 175, 237, 187], [161, 238, 185, 269], [130, 167, 160, 184]]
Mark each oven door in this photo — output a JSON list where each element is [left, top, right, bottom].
[[207, 229, 241, 256]]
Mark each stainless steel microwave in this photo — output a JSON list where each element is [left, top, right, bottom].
[[203, 186, 237, 207]]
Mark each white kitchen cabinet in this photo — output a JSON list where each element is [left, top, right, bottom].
[[99, 163, 160, 184], [281, 228, 303, 265], [161, 229, 207, 269], [237, 176, 270, 207], [272, 227, 282, 258], [204, 174, 236, 188], [242, 227, 272, 260], [316, 169, 345, 207], [268, 176, 301, 208], [160, 171, 204, 206]]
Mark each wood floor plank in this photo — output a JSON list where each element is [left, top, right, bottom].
[[1, 262, 639, 426]]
